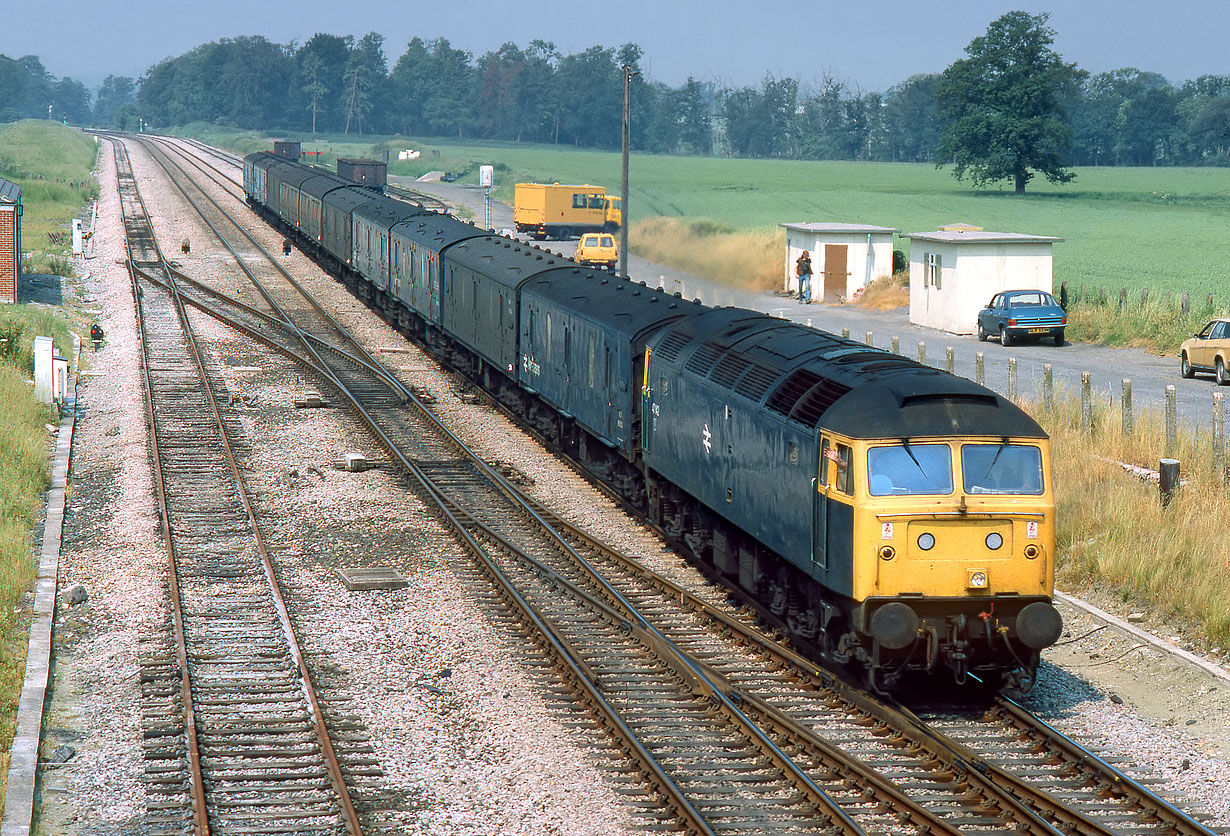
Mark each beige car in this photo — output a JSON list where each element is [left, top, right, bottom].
[[1179, 318, 1230, 384]]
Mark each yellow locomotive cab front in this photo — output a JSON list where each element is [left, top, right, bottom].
[[854, 437, 1055, 602], [820, 434, 1063, 686]]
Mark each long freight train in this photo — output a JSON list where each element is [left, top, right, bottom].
[[243, 151, 1064, 691]]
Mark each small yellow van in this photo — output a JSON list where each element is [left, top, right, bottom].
[[574, 233, 618, 271]]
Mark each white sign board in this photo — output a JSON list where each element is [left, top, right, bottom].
[[34, 336, 53, 403], [479, 165, 494, 188]]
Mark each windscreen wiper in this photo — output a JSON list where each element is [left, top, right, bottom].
[[901, 437, 927, 476]]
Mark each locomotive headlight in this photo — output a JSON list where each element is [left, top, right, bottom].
[[967, 570, 989, 589], [917, 533, 935, 551], [1024, 544, 1040, 559], [878, 545, 896, 561], [985, 532, 1003, 550]]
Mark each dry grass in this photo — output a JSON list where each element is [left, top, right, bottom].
[[1037, 393, 1230, 647], [856, 271, 909, 311], [630, 218, 784, 292]]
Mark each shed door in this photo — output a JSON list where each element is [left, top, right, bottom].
[[824, 245, 847, 302]]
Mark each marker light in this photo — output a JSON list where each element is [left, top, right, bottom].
[[917, 533, 935, 551], [986, 532, 1003, 550]]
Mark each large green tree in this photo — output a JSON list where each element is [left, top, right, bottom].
[[936, 11, 1085, 194]]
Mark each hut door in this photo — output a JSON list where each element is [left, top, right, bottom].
[[824, 244, 847, 302]]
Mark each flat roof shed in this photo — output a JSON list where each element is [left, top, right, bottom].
[[779, 222, 900, 303], [901, 229, 1064, 334], [1, 176, 21, 304]]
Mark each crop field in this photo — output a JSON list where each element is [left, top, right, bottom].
[[202, 129, 1230, 302]]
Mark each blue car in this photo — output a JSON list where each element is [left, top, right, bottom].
[[977, 290, 1067, 347]]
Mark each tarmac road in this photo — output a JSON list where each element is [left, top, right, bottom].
[[395, 175, 1228, 442]]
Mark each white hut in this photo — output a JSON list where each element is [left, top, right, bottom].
[[779, 223, 900, 303], [901, 229, 1063, 334]]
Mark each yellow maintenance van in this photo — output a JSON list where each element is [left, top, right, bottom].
[[513, 183, 621, 240]]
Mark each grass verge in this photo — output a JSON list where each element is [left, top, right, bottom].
[[0, 119, 96, 802], [1041, 392, 1230, 651]]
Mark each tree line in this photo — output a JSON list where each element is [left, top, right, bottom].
[[2, 17, 1228, 171]]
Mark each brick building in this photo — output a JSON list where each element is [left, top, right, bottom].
[[0, 176, 20, 304]]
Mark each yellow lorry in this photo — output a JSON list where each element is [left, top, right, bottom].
[[513, 183, 621, 240]]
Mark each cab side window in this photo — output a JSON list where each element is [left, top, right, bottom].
[[834, 443, 853, 495], [820, 440, 854, 495]]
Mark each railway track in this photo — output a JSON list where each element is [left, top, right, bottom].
[[116, 133, 1226, 835], [112, 138, 379, 835]]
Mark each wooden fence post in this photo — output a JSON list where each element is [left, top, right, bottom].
[[1081, 372, 1092, 432], [865, 331, 874, 346], [1119, 288, 1127, 308], [976, 352, 984, 386], [1166, 385, 1177, 457], [1182, 292, 1190, 317], [841, 327, 850, 340], [1121, 379, 1132, 437], [1215, 392, 1225, 481], [945, 346, 954, 374], [891, 336, 899, 355], [1008, 358, 1018, 401], [918, 341, 926, 366], [1043, 364, 1053, 412], [1141, 288, 1149, 307]]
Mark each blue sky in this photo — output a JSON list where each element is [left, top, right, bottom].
[[4, 0, 1228, 93]]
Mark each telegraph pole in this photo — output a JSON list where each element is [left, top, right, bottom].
[[620, 64, 638, 280]]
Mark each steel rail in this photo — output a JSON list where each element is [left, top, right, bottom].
[[112, 136, 365, 836], [113, 139, 210, 836], [136, 135, 409, 400]]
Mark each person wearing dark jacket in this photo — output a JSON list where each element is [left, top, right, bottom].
[[796, 250, 812, 302]]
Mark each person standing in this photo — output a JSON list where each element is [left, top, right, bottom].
[[796, 250, 812, 302]]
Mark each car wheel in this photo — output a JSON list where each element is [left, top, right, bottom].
[[1181, 352, 1194, 379], [977, 321, 988, 342], [999, 325, 1013, 347], [1217, 357, 1229, 386], [1053, 331, 1064, 347]]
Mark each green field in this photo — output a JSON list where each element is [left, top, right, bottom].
[[189, 126, 1230, 303]]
